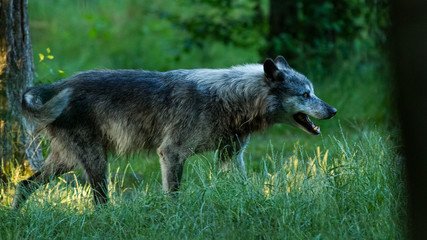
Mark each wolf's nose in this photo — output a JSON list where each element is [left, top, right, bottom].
[[330, 107, 337, 117]]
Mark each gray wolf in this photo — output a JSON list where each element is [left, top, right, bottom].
[[11, 56, 337, 209]]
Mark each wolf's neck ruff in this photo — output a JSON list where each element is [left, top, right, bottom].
[[183, 65, 277, 133]]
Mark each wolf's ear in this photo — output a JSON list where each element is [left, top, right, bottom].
[[274, 56, 290, 69], [264, 58, 285, 83]]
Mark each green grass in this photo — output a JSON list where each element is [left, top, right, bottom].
[[0, 0, 406, 239], [0, 128, 406, 239]]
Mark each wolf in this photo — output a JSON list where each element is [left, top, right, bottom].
[[11, 56, 337, 209]]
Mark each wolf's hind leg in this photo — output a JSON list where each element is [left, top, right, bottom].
[[11, 152, 74, 210], [76, 142, 108, 206]]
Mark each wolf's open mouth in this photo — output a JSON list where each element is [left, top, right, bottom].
[[293, 113, 320, 135]]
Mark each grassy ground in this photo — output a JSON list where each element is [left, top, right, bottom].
[[0, 0, 406, 239], [0, 127, 406, 239]]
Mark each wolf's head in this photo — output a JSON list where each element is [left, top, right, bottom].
[[263, 56, 337, 135]]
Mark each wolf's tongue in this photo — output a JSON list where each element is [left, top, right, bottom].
[[293, 113, 320, 135]]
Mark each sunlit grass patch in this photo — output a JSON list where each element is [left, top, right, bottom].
[[0, 128, 406, 239]]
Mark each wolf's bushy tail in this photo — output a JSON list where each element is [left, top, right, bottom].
[[22, 87, 72, 126]]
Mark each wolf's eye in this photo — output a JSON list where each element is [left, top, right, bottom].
[[302, 92, 309, 98]]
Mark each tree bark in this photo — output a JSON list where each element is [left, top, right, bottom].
[[0, 0, 43, 179]]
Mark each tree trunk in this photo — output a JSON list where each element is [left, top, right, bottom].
[[391, 0, 427, 238], [0, 0, 43, 180], [265, 0, 297, 59]]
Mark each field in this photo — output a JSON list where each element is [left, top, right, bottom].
[[0, 0, 406, 239]]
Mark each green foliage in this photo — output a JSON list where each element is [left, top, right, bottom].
[[170, 0, 266, 50], [29, 0, 390, 76], [35, 48, 67, 84], [266, 0, 390, 66], [29, 0, 261, 81]]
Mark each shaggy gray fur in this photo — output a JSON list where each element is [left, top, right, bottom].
[[11, 56, 336, 209]]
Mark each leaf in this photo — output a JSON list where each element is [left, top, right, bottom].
[[58, 70, 66, 77], [47, 55, 54, 60], [39, 53, 44, 62], [46, 48, 51, 54]]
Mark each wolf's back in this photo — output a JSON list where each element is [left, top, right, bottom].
[[22, 86, 72, 126]]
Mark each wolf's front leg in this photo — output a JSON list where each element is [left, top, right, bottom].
[[236, 135, 250, 177], [219, 135, 250, 177], [157, 145, 188, 193]]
